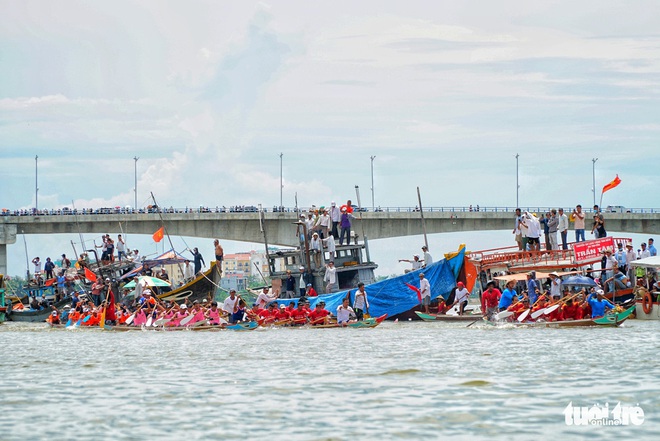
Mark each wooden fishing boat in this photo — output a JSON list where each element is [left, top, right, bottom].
[[484, 305, 635, 328], [415, 311, 482, 322], [155, 265, 222, 304]]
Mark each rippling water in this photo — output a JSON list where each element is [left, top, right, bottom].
[[1, 319, 659, 440]]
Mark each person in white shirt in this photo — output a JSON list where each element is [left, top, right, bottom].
[[116, 234, 127, 261], [399, 255, 423, 273], [336, 297, 356, 324], [419, 273, 431, 314], [625, 244, 637, 280], [310, 233, 322, 266], [422, 246, 433, 267], [222, 290, 240, 315], [549, 272, 562, 298], [525, 212, 541, 252], [255, 287, 278, 309], [353, 282, 370, 320], [557, 208, 569, 250], [452, 282, 471, 315], [329, 202, 341, 239], [322, 234, 336, 262], [318, 209, 330, 238], [639, 242, 651, 259], [183, 260, 194, 283], [324, 261, 338, 292]]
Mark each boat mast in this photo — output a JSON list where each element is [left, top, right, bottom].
[[259, 204, 272, 272], [417, 186, 429, 251], [150, 192, 186, 280]]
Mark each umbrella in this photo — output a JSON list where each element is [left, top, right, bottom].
[[123, 276, 171, 289], [561, 275, 597, 287]]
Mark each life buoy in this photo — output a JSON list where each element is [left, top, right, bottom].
[[642, 291, 653, 314]]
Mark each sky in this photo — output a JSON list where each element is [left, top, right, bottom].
[[1, 0, 659, 276]]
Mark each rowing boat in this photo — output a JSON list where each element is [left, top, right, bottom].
[[415, 311, 482, 322], [49, 321, 259, 331], [483, 306, 635, 328], [307, 314, 387, 329]]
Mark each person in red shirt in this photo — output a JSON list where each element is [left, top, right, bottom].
[[276, 305, 291, 323], [259, 303, 278, 324], [305, 284, 318, 297], [83, 311, 100, 326], [507, 296, 527, 321], [290, 302, 309, 325], [481, 281, 501, 319], [530, 294, 548, 318], [561, 298, 582, 321], [545, 295, 563, 321], [308, 302, 331, 325]]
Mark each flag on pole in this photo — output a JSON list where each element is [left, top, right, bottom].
[[152, 226, 164, 243], [405, 283, 423, 303], [84, 267, 97, 282], [602, 175, 621, 194]]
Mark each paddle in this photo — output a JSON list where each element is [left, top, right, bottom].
[[534, 292, 582, 319], [518, 292, 546, 322], [493, 310, 514, 321], [179, 312, 195, 326]]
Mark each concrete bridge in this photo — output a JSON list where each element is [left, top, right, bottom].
[[2, 211, 660, 275]]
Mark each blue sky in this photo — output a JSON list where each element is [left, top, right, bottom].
[[1, 1, 659, 276]]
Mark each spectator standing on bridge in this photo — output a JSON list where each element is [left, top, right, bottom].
[[548, 209, 559, 250], [422, 246, 433, 267], [572, 205, 586, 242], [557, 208, 569, 250], [524, 213, 541, 252], [190, 247, 205, 275]]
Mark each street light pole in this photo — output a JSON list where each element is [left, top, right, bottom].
[[134, 156, 139, 209], [592, 158, 598, 207], [515, 153, 519, 207], [35, 155, 39, 211], [370, 155, 376, 211], [279, 153, 283, 209]]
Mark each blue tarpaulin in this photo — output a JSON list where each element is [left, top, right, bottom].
[[275, 248, 463, 318]]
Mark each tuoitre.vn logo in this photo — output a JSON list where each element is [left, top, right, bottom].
[[564, 402, 645, 426]]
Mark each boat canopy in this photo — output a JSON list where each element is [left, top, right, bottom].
[[274, 248, 464, 319], [494, 270, 577, 282], [629, 256, 660, 268]]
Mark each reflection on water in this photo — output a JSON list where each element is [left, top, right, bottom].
[[1, 320, 659, 440]]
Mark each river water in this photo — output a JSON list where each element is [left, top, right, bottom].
[[1, 319, 658, 441]]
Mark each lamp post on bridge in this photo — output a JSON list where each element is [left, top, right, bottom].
[[515, 153, 519, 208], [592, 158, 598, 207], [133, 156, 139, 209], [370, 155, 376, 211], [280, 153, 283, 209], [35, 155, 39, 211]]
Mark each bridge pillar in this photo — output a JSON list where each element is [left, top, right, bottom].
[[0, 224, 17, 276]]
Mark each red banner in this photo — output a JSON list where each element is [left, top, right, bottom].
[[572, 237, 615, 263]]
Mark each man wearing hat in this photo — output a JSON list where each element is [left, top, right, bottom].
[[498, 279, 518, 311], [399, 255, 423, 273], [587, 289, 615, 319], [549, 272, 562, 298], [452, 281, 470, 315]]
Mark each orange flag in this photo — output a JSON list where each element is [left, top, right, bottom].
[[602, 175, 621, 194], [152, 226, 165, 243], [84, 267, 97, 282]]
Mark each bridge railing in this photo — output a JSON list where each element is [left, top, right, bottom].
[[1, 206, 658, 216]]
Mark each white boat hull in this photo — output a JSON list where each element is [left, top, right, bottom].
[[635, 301, 660, 320]]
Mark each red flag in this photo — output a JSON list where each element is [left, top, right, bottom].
[[84, 267, 97, 282], [105, 289, 117, 321], [602, 175, 621, 194], [44, 278, 56, 286], [405, 283, 423, 303], [152, 226, 164, 243]]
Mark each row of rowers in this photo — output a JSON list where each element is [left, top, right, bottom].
[[475, 280, 619, 322]]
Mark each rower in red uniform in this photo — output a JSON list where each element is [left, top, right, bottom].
[[276, 305, 291, 323], [507, 296, 526, 320], [561, 298, 581, 321], [545, 295, 563, 321], [308, 301, 331, 325], [290, 302, 309, 325]]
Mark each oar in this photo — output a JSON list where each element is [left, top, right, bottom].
[[533, 292, 582, 319], [518, 292, 546, 322], [493, 310, 514, 321], [179, 312, 195, 326]]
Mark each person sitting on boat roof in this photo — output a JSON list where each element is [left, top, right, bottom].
[[336, 297, 356, 325], [399, 255, 423, 274], [587, 289, 615, 319], [482, 281, 501, 319], [498, 280, 518, 312]]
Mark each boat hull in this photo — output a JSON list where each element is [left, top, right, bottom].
[[486, 306, 635, 328], [634, 301, 660, 320], [415, 311, 482, 322], [157, 265, 222, 304]]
